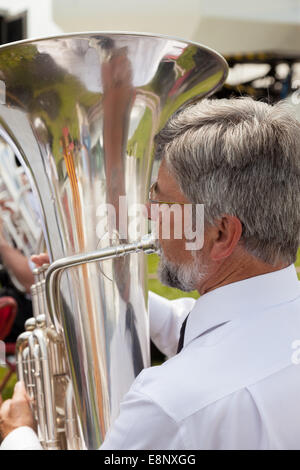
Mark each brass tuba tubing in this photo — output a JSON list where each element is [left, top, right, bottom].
[[28, 331, 49, 448], [31, 327, 58, 450]]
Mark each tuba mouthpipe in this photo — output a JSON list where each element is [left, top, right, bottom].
[[45, 234, 157, 332]]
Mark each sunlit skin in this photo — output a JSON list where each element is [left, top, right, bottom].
[[148, 158, 289, 295], [148, 159, 195, 269]]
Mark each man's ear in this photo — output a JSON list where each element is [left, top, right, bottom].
[[210, 216, 243, 261]]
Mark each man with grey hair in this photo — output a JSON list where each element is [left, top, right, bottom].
[[1, 96, 300, 450]]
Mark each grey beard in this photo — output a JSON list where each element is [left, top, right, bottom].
[[157, 250, 207, 292]]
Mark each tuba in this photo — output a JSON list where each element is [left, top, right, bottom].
[[0, 33, 228, 449]]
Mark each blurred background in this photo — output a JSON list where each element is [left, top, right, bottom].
[[1, 0, 300, 394]]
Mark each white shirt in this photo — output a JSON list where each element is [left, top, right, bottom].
[[2, 264, 300, 450]]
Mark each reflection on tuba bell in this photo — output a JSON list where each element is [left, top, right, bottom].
[[0, 33, 228, 449]]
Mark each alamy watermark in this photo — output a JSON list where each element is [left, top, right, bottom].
[[291, 339, 300, 365], [96, 197, 204, 250]]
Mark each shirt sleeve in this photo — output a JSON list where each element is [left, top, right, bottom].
[[100, 371, 186, 450], [0, 426, 43, 450], [149, 291, 196, 358]]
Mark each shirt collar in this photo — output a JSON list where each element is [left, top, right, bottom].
[[184, 264, 300, 348]]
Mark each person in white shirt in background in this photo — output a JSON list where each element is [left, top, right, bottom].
[[0, 214, 36, 343], [1, 96, 300, 450], [0, 217, 34, 294]]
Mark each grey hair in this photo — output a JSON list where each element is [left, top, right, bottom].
[[155, 97, 300, 265]]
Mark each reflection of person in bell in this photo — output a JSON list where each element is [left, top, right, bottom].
[[2, 96, 300, 450], [102, 45, 144, 381]]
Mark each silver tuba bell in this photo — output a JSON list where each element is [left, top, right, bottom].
[[0, 33, 228, 449]]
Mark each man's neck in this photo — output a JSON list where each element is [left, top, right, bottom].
[[197, 249, 289, 296]]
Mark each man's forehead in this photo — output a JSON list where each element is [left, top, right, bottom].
[[157, 157, 172, 178], [157, 159, 189, 202], [157, 159, 175, 190]]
